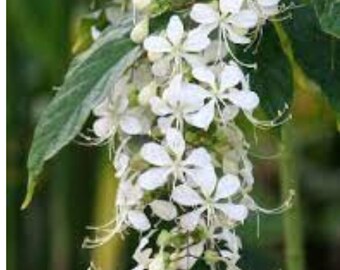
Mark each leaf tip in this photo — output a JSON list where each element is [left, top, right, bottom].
[[20, 180, 37, 210]]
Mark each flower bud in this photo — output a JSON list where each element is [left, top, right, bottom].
[[133, 0, 151, 10], [130, 18, 149, 43], [138, 81, 157, 106], [147, 51, 162, 62]]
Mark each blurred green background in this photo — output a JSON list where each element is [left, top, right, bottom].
[[7, 1, 340, 270]]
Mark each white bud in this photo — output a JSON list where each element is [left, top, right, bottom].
[[130, 18, 149, 43], [147, 51, 162, 62], [138, 81, 157, 106], [133, 0, 151, 10]]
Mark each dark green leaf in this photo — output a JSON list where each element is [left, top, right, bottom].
[[250, 24, 293, 117], [312, 0, 340, 38], [22, 20, 142, 209], [283, 6, 340, 119]]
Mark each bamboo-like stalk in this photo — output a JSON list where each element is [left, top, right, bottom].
[[280, 124, 306, 270], [274, 22, 306, 270], [91, 153, 125, 270]]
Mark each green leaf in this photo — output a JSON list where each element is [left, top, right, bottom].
[[22, 19, 142, 209], [250, 24, 293, 117], [283, 6, 340, 120], [312, 0, 340, 38]]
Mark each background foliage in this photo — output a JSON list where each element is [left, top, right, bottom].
[[7, 0, 340, 270]]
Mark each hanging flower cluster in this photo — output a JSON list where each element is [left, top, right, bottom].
[[83, 1, 294, 269]]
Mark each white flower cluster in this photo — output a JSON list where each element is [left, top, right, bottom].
[[83, 1, 293, 269]]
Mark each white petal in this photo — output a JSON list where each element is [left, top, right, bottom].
[[214, 174, 241, 201], [150, 200, 177, 221], [220, 64, 244, 90], [165, 128, 185, 158], [215, 203, 248, 222], [219, 0, 244, 14], [177, 243, 204, 270], [128, 210, 151, 231], [114, 152, 129, 177], [93, 117, 114, 138], [227, 90, 259, 111], [226, 27, 251, 44], [185, 100, 215, 130], [179, 209, 204, 232], [151, 57, 171, 77], [138, 81, 157, 106], [184, 147, 212, 167], [140, 143, 172, 166], [137, 168, 170, 190], [149, 96, 172, 116], [166, 15, 184, 46], [258, 0, 280, 6], [228, 10, 258, 29], [93, 99, 110, 116], [183, 29, 210, 52], [185, 165, 217, 197], [157, 116, 174, 133], [190, 4, 219, 24], [182, 53, 205, 68], [222, 105, 239, 122], [172, 185, 203, 206], [163, 74, 182, 107], [144, 36, 172, 53], [192, 66, 216, 86], [119, 115, 143, 135]]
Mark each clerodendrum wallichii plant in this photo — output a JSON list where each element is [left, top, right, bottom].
[[22, 0, 340, 269]]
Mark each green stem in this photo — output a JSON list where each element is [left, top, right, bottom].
[[280, 124, 305, 270]]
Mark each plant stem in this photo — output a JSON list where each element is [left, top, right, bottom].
[[91, 152, 124, 269], [280, 124, 305, 270]]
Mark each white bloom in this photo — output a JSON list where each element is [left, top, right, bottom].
[[192, 63, 259, 126], [137, 128, 216, 191], [144, 15, 210, 76], [116, 181, 151, 232], [190, 0, 258, 45], [149, 74, 211, 131], [92, 78, 151, 141], [172, 174, 247, 231]]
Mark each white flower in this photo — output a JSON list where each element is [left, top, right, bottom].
[[137, 128, 216, 191], [116, 181, 151, 232], [144, 15, 210, 76], [171, 174, 247, 231], [92, 78, 151, 141], [190, 0, 258, 45], [191, 63, 259, 126], [149, 74, 211, 131]]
